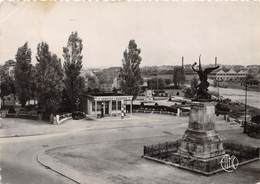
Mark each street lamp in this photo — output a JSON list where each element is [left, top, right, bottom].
[[243, 79, 248, 134]]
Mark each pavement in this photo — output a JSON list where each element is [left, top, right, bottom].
[[0, 115, 145, 138], [1, 113, 260, 184]]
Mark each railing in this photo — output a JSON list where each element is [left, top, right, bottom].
[[223, 141, 260, 162], [132, 104, 190, 117], [4, 113, 40, 120], [53, 113, 72, 125], [143, 140, 181, 158], [144, 140, 260, 163], [134, 109, 177, 116], [246, 122, 260, 139]]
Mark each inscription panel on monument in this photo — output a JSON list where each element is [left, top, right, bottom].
[[205, 105, 216, 130]]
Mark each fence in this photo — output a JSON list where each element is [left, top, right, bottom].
[[134, 109, 177, 116], [143, 140, 181, 158], [246, 122, 260, 139], [144, 140, 260, 164], [132, 104, 190, 116], [4, 113, 40, 120], [223, 141, 260, 162], [53, 113, 72, 125]]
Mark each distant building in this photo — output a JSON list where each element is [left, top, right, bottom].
[[0, 60, 16, 107], [216, 68, 247, 81], [2, 60, 16, 79], [111, 77, 120, 89]]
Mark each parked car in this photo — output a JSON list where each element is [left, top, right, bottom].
[[72, 111, 86, 120]]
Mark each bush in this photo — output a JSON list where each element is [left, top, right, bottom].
[[251, 115, 260, 124], [133, 104, 178, 113], [8, 106, 16, 113], [72, 111, 86, 120]]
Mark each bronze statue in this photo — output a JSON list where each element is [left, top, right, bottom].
[[192, 55, 219, 100]]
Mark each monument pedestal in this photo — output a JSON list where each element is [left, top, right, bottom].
[[178, 102, 225, 159]]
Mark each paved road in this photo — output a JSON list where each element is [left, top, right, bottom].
[[0, 114, 259, 184], [0, 115, 187, 184], [209, 86, 260, 108]]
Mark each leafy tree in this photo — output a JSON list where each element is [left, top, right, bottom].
[[190, 76, 198, 96], [112, 87, 118, 94], [14, 42, 32, 107], [119, 40, 143, 99], [29, 66, 37, 104], [0, 73, 15, 107], [173, 66, 185, 88], [85, 73, 99, 90], [165, 79, 171, 85], [243, 74, 259, 86], [147, 78, 166, 90], [63, 31, 84, 111], [36, 42, 64, 118], [184, 77, 198, 98], [213, 79, 218, 87], [183, 87, 192, 98]]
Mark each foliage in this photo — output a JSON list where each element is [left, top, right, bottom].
[[14, 42, 32, 107], [0, 72, 15, 106], [183, 77, 198, 98], [29, 66, 38, 103], [147, 78, 166, 90], [251, 115, 260, 124], [183, 87, 192, 98], [63, 31, 84, 111], [213, 79, 218, 87], [112, 87, 118, 94], [85, 73, 99, 90], [165, 79, 171, 85], [95, 67, 120, 86], [242, 74, 259, 86], [173, 66, 185, 87], [119, 40, 143, 99], [190, 77, 198, 96], [141, 66, 159, 76], [35, 42, 64, 118]]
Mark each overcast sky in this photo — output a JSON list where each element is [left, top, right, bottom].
[[0, 1, 259, 68]]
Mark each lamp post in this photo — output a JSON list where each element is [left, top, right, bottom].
[[243, 79, 248, 133]]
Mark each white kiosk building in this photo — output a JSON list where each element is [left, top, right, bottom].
[[81, 92, 133, 117]]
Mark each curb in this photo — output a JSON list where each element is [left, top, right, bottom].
[[36, 149, 81, 184], [0, 133, 44, 139], [36, 147, 108, 184]]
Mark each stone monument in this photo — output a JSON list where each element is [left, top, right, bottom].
[[143, 56, 259, 174], [175, 56, 225, 172], [178, 102, 225, 158]]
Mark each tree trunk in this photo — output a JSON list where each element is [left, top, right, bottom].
[[21, 101, 26, 108]]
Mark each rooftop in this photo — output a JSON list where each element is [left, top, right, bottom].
[[82, 92, 131, 97]]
